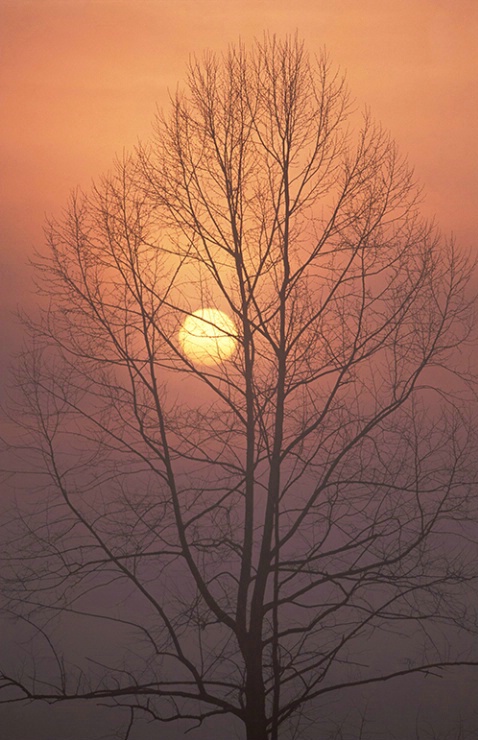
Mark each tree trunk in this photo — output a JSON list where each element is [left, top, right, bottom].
[[245, 691, 269, 740], [244, 641, 269, 740]]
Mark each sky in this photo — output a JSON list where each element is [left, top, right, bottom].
[[1, 1, 477, 364], [1, 1, 478, 738]]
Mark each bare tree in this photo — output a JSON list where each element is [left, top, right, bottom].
[[1, 35, 478, 740]]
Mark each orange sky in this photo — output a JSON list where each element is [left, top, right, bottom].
[[1, 0, 477, 380]]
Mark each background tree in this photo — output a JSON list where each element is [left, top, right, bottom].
[[1, 36, 478, 740]]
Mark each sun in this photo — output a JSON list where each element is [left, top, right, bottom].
[[178, 308, 237, 366]]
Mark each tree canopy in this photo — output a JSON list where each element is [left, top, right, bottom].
[[2, 35, 478, 740]]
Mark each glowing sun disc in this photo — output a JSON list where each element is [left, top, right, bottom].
[[179, 308, 237, 366]]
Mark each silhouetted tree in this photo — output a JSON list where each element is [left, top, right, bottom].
[[2, 36, 478, 740]]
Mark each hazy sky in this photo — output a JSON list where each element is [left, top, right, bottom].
[[1, 2, 477, 334], [1, 1, 478, 737]]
